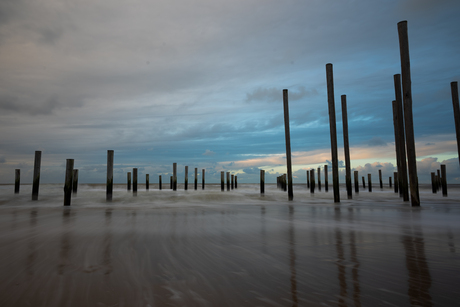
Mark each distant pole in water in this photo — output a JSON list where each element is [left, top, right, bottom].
[[394, 172, 399, 193], [170, 176, 172, 189], [354, 171, 359, 193], [394, 76, 409, 201], [194, 168, 198, 190], [379, 170, 383, 189], [72, 169, 78, 194], [307, 170, 310, 189], [389, 177, 392, 188], [437, 169, 441, 192], [32, 151, 41, 201], [226, 172, 230, 191], [221, 171, 224, 191], [362, 176, 366, 189], [127, 172, 131, 191], [441, 164, 447, 196], [431, 172, 436, 194], [324, 165, 329, 192], [202, 169, 205, 190], [231, 174, 234, 190], [260, 170, 265, 194], [310, 169, 315, 194], [341, 95, 352, 199], [159, 175, 162, 190], [146, 174, 149, 190], [451, 82, 460, 166], [133, 168, 138, 193], [64, 159, 74, 206], [283, 89, 294, 201], [173, 163, 177, 191], [398, 20, 420, 207], [368, 174, 372, 192], [106, 150, 114, 201], [184, 166, 188, 191], [317, 167, 321, 191], [14, 169, 20, 194], [235, 176, 238, 189], [326, 63, 340, 203]]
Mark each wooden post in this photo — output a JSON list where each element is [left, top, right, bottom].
[[64, 159, 74, 206], [398, 20, 420, 206], [106, 150, 114, 201], [310, 168, 315, 193], [146, 174, 149, 190], [392, 99, 403, 196], [451, 81, 460, 166], [260, 170, 265, 194], [441, 164, 447, 196], [306, 170, 310, 188], [394, 172, 399, 193], [194, 168, 198, 190], [283, 89, 294, 200], [184, 166, 188, 190], [173, 163, 177, 191], [231, 174, 234, 190], [354, 171, 359, 193], [226, 172, 230, 191], [14, 169, 20, 194], [394, 76, 409, 201], [430, 172, 436, 194], [202, 169, 205, 190], [170, 176, 172, 189], [324, 165, 329, 192], [362, 176, 366, 189], [341, 95, 352, 199], [389, 177, 392, 188], [326, 64, 340, 202], [159, 175, 162, 190], [32, 151, 41, 200], [379, 170, 383, 189], [72, 169, 78, 194], [127, 172, 131, 191], [368, 174, 372, 192], [283, 174, 287, 192], [221, 171, 224, 191], [235, 176, 238, 189], [133, 168, 138, 193], [317, 167, 321, 191], [437, 169, 441, 191]]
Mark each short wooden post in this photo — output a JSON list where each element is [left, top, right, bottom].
[[64, 159, 74, 206], [310, 169, 315, 193], [226, 172, 230, 191], [106, 150, 114, 201], [146, 174, 149, 190], [231, 174, 234, 190], [437, 169, 441, 191], [389, 177, 392, 188], [326, 64, 340, 202], [324, 165, 329, 192], [431, 172, 436, 194], [159, 175, 162, 190], [202, 169, 205, 190], [173, 163, 177, 191], [283, 89, 294, 200], [368, 174, 372, 192], [362, 176, 366, 189], [133, 168, 138, 193], [398, 20, 420, 206], [184, 166, 188, 190], [341, 95, 352, 199], [451, 81, 460, 166], [127, 172, 131, 190], [72, 169, 78, 194], [306, 170, 310, 188], [283, 174, 287, 192], [235, 176, 238, 189], [170, 176, 172, 189], [32, 151, 41, 200], [379, 170, 383, 189], [14, 169, 20, 194], [354, 171, 359, 193], [260, 170, 265, 194], [394, 172, 399, 193], [194, 168, 198, 190], [441, 164, 447, 196], [317, 167, 321, 191], [221, 171, 224, 191]]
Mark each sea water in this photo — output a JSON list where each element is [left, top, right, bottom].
[[0, 183, 459, 306]]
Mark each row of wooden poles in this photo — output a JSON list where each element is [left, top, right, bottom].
[[280, 21, 460, 206]]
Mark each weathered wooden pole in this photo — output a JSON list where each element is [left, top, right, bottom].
[[283, 174, 287, 192], [398, 20, 420, 206], [392, 99, 403, 197], [106, 150, 114, 201], [324, 165, 329, 192], [394, 76, 409, 201], [441, 164, 447, 196], [341, 95, 352, 199], [394, 172, 399, 193], [32, 151, 41, 200], [326, 64, 340, 202], [430, 172, 436, 194], [379, 170, 383, 189], [72, 169, 78, 194], [133, 168, 138, 193], [64, 159, 74, 206], [306, 170, 310, 188], [146, 174, 149, 190], [235, 176, 238, 189], [437, 169, 441, 191], [283, 89, 294, 200], [310, 168, 315, 193], [170, 176, 172, 189], [389, 177, 392, 188], [184, 166, 188, 190], [451, 82, 460, 166], [221, 171, 225, 191], [362, 176, 366, 189], [159, 175, 162, 190], [202, 169, 205, 190], [226, 172, 230, 191], [173, 163, 177, 191], [231, 174, 234, 190], [368, 174, 372, 192], [354, 170, 359, 193], [260, 170, 265, 194], [194, 168, 198, 190], [317, 167, 321, 191], [14, 169, 20, 194], [127, 172, 131, 191]]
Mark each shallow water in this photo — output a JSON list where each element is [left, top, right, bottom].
[[0, 184, 459, 306]]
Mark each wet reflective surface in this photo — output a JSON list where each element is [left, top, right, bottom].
[[0, 184, 459, 306]]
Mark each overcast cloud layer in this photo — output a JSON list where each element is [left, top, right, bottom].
[[1, 0, 460, 184]]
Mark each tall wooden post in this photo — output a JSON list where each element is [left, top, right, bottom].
[[32, 151, 41, 200], [437, 169, 441, 191], [283, 89, 294, 200], [368, 174, 372, 192], [231, 174, 234, 190], [194, 168, 198, 190], [379, 169, 383, 189], [146, 174, 149, 190], [451, 82, 460, 166], [64, 159, 74, 206], [260, 170, 265, 194], [202, 169, 205, 190], [398, 20, 420, 206], [133, 168, 138, 193], [127, 172, 131, 191], [235, 176, 238, 189], [184, 166, 188, 190], [159, 175, 162, 190], [106, 150, 114, 201], [324, 165, 329, 192], [326, 64, 340, 202], [306, 170, 310, 188], [317, 167, 321, 191], [362, 176, 366, 189], [394, 172, 399, 193], [354, 171, 359, 193], [394, 75, 409, 201], [173, 163, 177, 191], [221, 171, 224, 191], [430, 172, 436, 194], [441, 164, 447, 196], [341, 95, 352, 199], [72, 169, 78, 194], [226, 172, 230, 191], [14, 169, 20, 194], [310, 169, 315, 193]]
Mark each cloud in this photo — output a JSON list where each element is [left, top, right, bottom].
[[245, 86, 318, 103], [0, 156, 5, 163], [367, 137, 387, 147], [203, 149, 215, 156], [243, 167, 261, 175]]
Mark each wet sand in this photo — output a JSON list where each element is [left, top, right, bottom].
[[0, 184, 459, 306]]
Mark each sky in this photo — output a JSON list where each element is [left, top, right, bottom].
[[1, 0, 460, 185]]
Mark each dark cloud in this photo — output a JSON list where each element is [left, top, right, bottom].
[[367, 137, 387, 147]]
